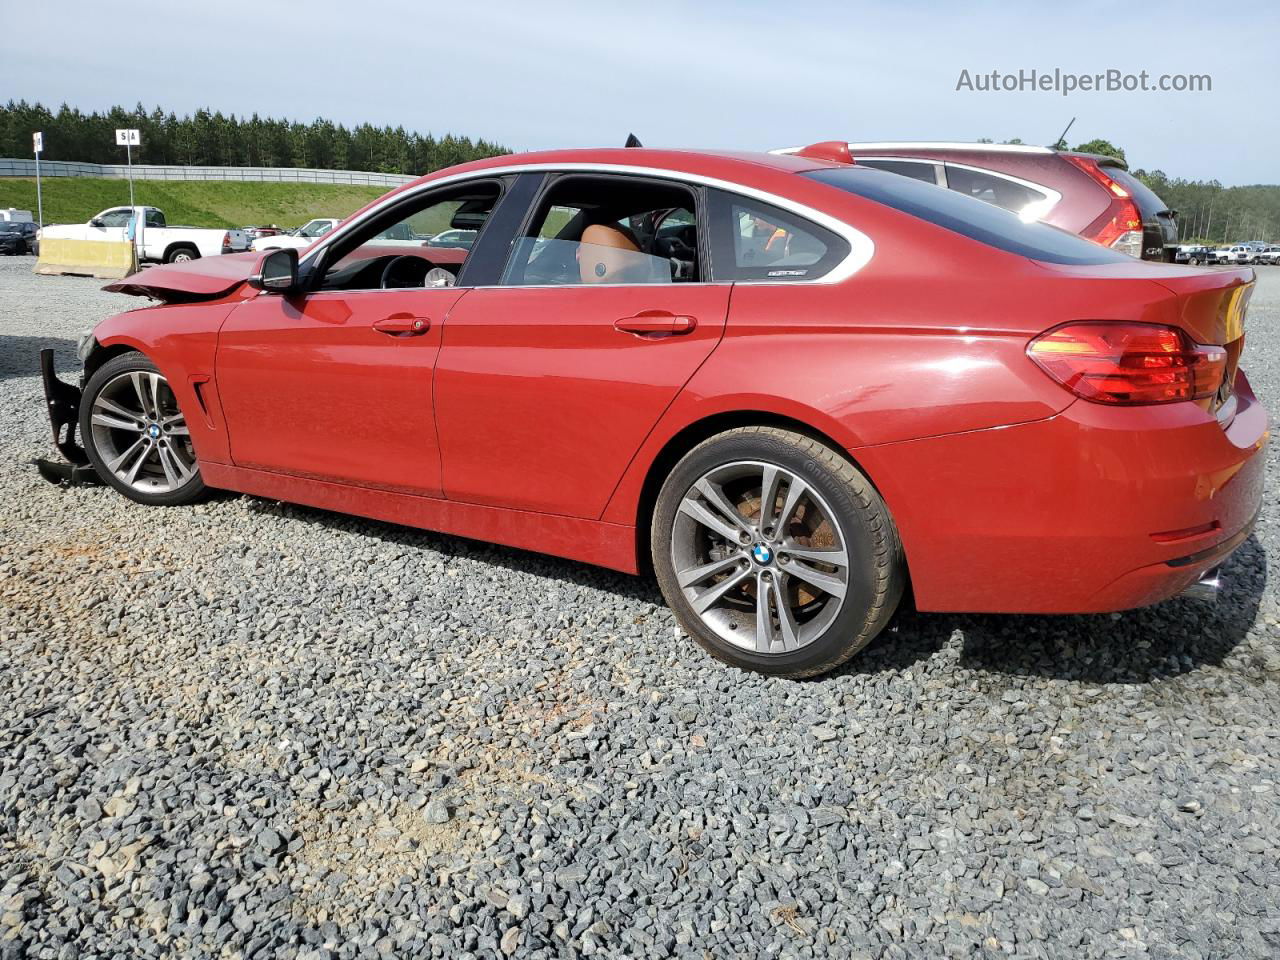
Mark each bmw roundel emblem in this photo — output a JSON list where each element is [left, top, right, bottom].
[[751, 544, 773, 565], [148, 424, 161, 439]]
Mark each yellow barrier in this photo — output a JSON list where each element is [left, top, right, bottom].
[[34, 237, 138, 280]]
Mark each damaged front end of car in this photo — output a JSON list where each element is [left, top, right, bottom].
[[34, 347, 102, 486]]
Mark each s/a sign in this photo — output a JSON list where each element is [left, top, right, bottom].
[[33, 132, 42, 153], [115, 129, 141, 147]]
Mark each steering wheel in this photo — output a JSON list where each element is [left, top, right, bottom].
[[380, 255, 453, 289]]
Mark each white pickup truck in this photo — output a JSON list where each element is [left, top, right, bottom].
[[40, 206, 249, 263]]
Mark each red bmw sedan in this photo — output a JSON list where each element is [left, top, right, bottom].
[[41, 143, 1266, 677]]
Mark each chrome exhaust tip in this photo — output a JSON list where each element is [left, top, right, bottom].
[[1182, 567, 1222, 602]]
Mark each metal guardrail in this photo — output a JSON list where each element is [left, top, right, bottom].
[[0, 158, 415, 187]]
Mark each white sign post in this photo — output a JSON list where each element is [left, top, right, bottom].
[[115, 128, 140, 208], [32, 132, 43, 231]]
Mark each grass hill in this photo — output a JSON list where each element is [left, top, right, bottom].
[[0, 177, 387, 229]]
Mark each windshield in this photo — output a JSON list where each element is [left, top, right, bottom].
[[298, 220, 333, 238], [804, 166, 1132, 265], [0, 223, 24, 232]]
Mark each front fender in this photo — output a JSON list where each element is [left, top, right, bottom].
[[90, 301, 242, 465]]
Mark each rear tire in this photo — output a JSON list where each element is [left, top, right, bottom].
[[651, 426, 905, 678], [79, 352, 207, 507], [165, 246, 198, 264]]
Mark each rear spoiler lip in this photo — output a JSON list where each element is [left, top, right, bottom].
[[1150, 268, 1255, 345]]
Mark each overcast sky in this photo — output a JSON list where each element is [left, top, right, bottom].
[[4, 0, 1275, 185]]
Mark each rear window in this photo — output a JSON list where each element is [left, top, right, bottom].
[[1098, 164, 1171, 218], [856, 158, 939, 184], [804, 166, 1132, 266]]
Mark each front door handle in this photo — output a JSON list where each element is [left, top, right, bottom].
[[614, 312, 697, 336], [373, 313, 431, 337]]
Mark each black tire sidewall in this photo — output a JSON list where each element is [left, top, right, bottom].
[[652, 431, 892, 677], [79, 352, 207, 506]]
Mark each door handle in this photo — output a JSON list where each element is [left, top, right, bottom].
[[373, 313, 431, 336], [614, 312, 697, 336]]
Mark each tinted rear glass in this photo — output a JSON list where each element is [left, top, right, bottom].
[[804, 166, 1132, 265], [1099, 164, 1171, 218]]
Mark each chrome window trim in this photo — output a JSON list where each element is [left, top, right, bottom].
[[940, 161, 1062, 221], [300, 162, 874, 285]]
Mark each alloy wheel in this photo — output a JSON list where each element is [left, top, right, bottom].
[[88, 370, 197, 494], [669, 460, 850, 654]]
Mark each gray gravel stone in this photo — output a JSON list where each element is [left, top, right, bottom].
[[2, 258, 1279, 958]]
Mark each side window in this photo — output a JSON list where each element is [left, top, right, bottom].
[[857, 158, 941, 185], [502, 176, 700, 286], [319, 181, 502, 291], [145, 210, 166, 228], [97, 210, 133, 228], [943, 165, 1049, 218], [708, 190, 848, 282]]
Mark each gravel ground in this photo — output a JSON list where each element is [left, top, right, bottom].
[[2, 255, 1279, 960]]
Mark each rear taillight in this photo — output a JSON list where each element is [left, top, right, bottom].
[[1066, 156, 1144, 257], [222, 232, 231, 247], [1028, 322, 1227, 405]]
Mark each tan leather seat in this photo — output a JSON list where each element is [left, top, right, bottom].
[[577, 223, 645, 284]]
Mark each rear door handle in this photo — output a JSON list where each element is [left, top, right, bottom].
[[614, 312, 697, 336], [373, 313, 431, 336]]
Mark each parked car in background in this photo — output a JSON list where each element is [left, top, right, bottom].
[[0, 220, 39, 255], [46, 144, 1264, 678], [251, 218, 340, 252], [1174, 244, 1213, 265], [1, 207, 34, 223], [426, 228, 478, 249], [775, 142, 1179, 261], [1258, 245, 1280, 265], [38, 206, 248, 263]]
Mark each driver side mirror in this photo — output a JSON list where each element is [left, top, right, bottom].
[[249, 248, 299, 293], [89, 218, 104, 228]]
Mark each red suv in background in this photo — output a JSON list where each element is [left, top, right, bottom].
[[778, 142, 1179, 262]]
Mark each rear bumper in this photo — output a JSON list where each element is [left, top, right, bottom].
[[858, 370, 1268, 614]]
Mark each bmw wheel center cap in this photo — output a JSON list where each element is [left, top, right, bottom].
[[148, 424, 161, 439], [751, 543, 773, 565]]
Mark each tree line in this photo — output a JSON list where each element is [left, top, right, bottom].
[[0, 101, 509, 175]]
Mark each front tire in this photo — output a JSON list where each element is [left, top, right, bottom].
[[652, 427, 905, 678], [79, 353, 206, 506]]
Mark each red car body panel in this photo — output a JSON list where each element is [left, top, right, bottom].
[[434, 285, 731, 518], [85, 147, 1268, 614], [856, 369, 1266, 612], [215, 288, 464, 496]]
